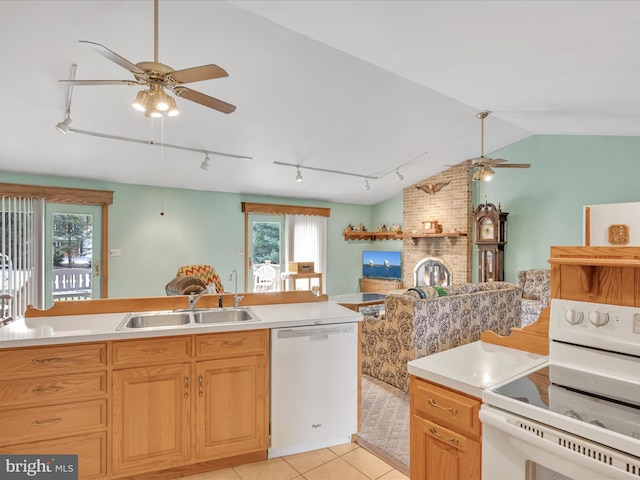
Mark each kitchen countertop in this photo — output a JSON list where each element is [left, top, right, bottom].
[[407, 341, 548, 398], [0, 301, 362, 348]]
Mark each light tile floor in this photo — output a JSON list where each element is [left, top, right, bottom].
[[175, 443, 408, 480]]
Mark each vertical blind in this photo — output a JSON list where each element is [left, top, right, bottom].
[[285, 214, 327, 292], [1, 196, 42, 318]]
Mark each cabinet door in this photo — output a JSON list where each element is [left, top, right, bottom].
[[112, 363, 191, 475], [195, 355, 268, 459], [411, 414, 480, 480]]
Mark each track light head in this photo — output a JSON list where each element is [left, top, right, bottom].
[[295, 167, 303, 182], [395, 169, 404, 181], [200, 154, 210, 171], [55, 116, 72, 134], [363, 178, 370, 190]]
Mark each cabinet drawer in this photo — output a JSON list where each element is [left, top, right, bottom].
[[411, 377, 481, 439], [420, 416, 474, 453], [0, 399, 107, 446], [112, 336, 192, 367], [0, 343, 107, 380], [196, 329, 268, 359], [0, 372, 107, 408], [1, 432, 107, 480]]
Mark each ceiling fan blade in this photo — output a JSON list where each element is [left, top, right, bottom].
[[169, 64, 229, 84], [79, 40, 146, 76], [173, 87, 236, 114], [494, 163, 531, 169], [58, 79, 141, 86]]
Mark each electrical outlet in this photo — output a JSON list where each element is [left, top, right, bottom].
[[110, 249, 122, 257]]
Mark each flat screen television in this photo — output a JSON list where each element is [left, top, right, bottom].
[[362, 250, 401, 280]]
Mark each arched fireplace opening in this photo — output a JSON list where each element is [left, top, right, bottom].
[[413, 257, 453, 287]]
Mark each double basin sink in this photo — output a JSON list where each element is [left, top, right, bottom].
[[116, 307, 259, 331]]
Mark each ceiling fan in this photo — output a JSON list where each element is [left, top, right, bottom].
[[469, 111, 530, 181], [59, 0, 235, 116]]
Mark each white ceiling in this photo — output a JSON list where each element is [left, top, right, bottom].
[[1, 1, 639, 205]]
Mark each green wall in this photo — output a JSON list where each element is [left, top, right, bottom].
[[7, 134, 638, 295], [475, 135, 640, 282], [1, 172, 373, 297]]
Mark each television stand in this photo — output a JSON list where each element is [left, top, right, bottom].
[[359, 277, 404, 293]]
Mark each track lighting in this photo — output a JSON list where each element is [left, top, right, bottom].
[[364, 178, 370, 190], [55, 116, 73, 134], [200, 154, 210, 171], [295, 167, 303, 182], [395, 169, 404, 181]]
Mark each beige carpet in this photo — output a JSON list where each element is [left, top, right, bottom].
[[357, 374, 410, 474]]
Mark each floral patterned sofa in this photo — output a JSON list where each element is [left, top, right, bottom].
[[361, 282, 522, 392]]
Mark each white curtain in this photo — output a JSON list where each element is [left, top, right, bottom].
[[1, 196, 43, 318], [285, 214, 327, 292]]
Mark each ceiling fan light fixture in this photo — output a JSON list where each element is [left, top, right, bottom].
[[473, 165, 495, 182], [166, 96, 180, 117], [132, 90, 150, 112], [154, 88, 170, 111], [55, 116, 73, 134], [295, 167, 303, 182]]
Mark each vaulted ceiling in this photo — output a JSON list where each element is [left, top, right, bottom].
[[1, 1, 638, 205]]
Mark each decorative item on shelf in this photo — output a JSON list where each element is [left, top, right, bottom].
[[422, 220, 442, 234], [416, 181, 450, 195], [344, 224, 355, 235], [608, 224, 630, 245], [358, 223, 368, 232], [377, 224, 387, 232], [390, 223, 403, 233]]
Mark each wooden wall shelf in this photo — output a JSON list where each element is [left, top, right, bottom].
[[343, 231, 402, 241], [402, 232, 467, 245]]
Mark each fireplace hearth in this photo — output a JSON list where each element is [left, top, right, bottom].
[[414, 257, 453, 287]]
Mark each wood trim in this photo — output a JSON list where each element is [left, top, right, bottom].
[[584, 206, 591, 246], [481, 308, 550, 356], [101, 204, 109, 298], [25, 291, 330, 317], [0, 183, 113, 205], [241, 202, 330, 217]]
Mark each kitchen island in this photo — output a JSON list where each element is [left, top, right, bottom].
[[407, 341, 547, 480], [0, 292, 361, 480]]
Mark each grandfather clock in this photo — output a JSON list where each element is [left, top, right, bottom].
[[475, 202, 508, 282]]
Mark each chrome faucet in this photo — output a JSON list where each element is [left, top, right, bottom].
[[188, 290, 207, 311], [229, 270, 243, 309]]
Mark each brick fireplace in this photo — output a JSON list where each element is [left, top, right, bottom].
[[402, 163, 474, 286]]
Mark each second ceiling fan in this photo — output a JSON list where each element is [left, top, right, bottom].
[[470, 111, 530, 181], [59, 0, 236, 117]]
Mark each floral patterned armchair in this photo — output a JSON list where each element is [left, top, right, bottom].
[[517, 269, 551, 327]]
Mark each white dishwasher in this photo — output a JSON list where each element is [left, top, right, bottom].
[[269, 322, 358, 458]]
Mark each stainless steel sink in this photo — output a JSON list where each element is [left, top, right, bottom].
[[193, 308, 258, 324], [116, 308, 260, 331], [118, 311, 191, 330]]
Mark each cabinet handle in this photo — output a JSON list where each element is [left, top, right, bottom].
[[32, 418, 62, 426], [140, 348, 166, 355], [198, 374, 203, 397], [32, 357, 62, 365], [221, 341, 242, 347], [184, 376, 189, 399], [428, 426, 459, 445], [32, 385, 63, 394], [428, 398, 457, 414]]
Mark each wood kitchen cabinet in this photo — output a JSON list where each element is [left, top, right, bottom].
[[111, 331, 269, 477], [0, 343, 108, 479], [410, 375, 481, 480], [194, 330, 269, 460]]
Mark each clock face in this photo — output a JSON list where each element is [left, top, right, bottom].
[[480, 218, 495, 240]]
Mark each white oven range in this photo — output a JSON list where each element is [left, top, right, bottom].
[[480, 299, 640, 479]]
